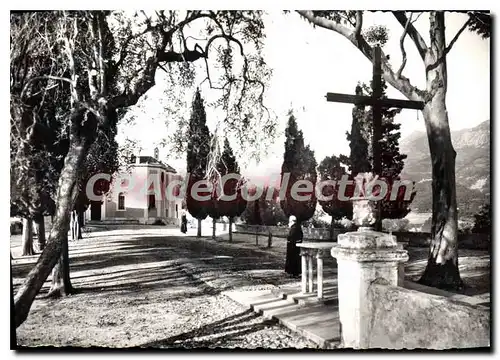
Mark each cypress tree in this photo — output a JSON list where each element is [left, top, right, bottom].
[[216, 138, 247, 242], [317, 155, 354, 239], [280, 111, 317, 224], [343, 80, 416, 220], [186, 89, 212, 237]]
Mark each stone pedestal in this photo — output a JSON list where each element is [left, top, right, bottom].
[[331, 229, 409, 349]]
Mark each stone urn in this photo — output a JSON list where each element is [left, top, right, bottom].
[[352, 172, 381, 231]]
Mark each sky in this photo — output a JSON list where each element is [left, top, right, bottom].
[[117, 11, 490, 181]]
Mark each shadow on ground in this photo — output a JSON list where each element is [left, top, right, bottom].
[[138, 309, 277, 348], [12, 233, 325, 297]]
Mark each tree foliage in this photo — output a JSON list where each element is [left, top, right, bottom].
[[317, 155, 354, 223], [472, 203, 491, 234], [241, 186, 287, 226], [343, 80, 416, 220], [280, 112, 317, 223], [211, 138, 248, 223], [186, 89, 212, 223]]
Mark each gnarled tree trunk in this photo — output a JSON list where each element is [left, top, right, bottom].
[[330, 216, 335, 241], [10, 258, 16, 348], [197, 218, 202, 237], [21, 218, 34, 256], [34, 214, 46, 251], [48, 231, 73, 297], [228, 217, 233, 242], [70, 210, 81, 241], [418, 13, 461, 289], [14, 136, 87, 328], [418, 92, 461, 289], [77, 210, 84, 239], [267, 226, 272, 248]]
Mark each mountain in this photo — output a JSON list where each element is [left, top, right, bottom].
[[400, 120, 490, 217]]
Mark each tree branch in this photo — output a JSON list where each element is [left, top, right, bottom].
[[296, 10, 424, 102], [444, 17, 472, 55], [157, 48, 206, 62], [109, 11, 213, 109], [393, 11, 428, 61], [20, 75, 74, 100], [354, 11, 363, 38], [396, 14, 412, 79]]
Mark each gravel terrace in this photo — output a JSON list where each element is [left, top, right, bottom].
[[13, 227, 317, 349], [12, 226, 490, 348]]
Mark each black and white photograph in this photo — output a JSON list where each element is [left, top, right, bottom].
[[9, 6, 491, 351]]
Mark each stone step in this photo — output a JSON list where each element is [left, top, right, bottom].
[[223, 289, 341, 349], [271, 285, 338, 306]]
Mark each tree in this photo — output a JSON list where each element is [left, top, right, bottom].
[[12, 10, 274, 328], [241, 186, 287, 227], [317, 155, 353, 239], [472, 203, 491, 234], [10, 14, 64, 255], [343, 80, 416, 225], [280, 112, 317, 224], [49, 127, 120, 297], [186, 89, 212, 237], [212, 138, 248, 242], [345, 85, 371, 175], [259, 186, 288, 226], [296, 11, 490, 289], [241, 187, 262, 225], [206, 134, 222, 240]]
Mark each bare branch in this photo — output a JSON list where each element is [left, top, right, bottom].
[[393, 11, 428, 61], [444, 17, 473, 55], [396, 14, 412, 79], [354, 11, 363, 38], [296, 10, 424, 102], [20, 75, 74, 100], [412, 12, 423, 23]]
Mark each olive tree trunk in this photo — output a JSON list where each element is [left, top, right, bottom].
[[14, 137, 87, 327], [77, 210, 84, 239], [48, 229, 74, 297], [10, 259, 16, 348], [418, 13, 461, 289], [34, 215, 46, 251], [228, 217, 233, 242], [21, 218, 34, 256], [70, 210, 81, 241], [418, 91, 461, 289], [197, 218, 202, 237], [330, 217, 335, 241]]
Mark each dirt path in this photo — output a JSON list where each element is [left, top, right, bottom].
[[13, 228, 316, 349], [12, 227, 490, 348]]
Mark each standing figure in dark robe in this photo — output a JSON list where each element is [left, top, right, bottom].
[[180, 210, 188, 234], [285, 215, 303, 277]]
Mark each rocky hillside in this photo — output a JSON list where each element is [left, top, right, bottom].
[[400, 120, 490, 217]]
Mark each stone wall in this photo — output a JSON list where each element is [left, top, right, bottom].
[[234, 224, 348, 241], [393, 231, 490, 250], [234, 225, 490, 249], [366, 281, 490, 349]]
